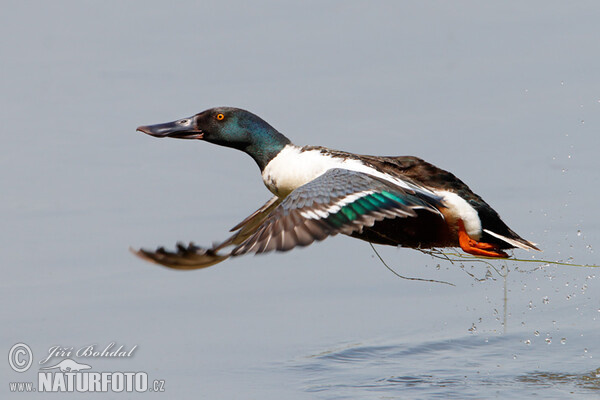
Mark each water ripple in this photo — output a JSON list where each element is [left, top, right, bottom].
[[288, 332, 599, 399]]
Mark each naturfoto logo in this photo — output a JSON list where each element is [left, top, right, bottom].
[[8, 342, 165, 394]]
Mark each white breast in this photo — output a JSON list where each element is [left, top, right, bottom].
[[262, 145, 349, 196]]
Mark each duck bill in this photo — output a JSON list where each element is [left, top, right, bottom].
[[136, 117, 203, 140]]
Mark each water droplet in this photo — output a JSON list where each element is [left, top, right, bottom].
[[561, 338, 567, 344], [584, 348, 588, 353], [545, 337, 552, 344], [513, 354, 517, 359], [542, 296, 550, 304], [577, 230, 582, 236], [534, 330, 540, 336], [525, 339, 531, 345], [468, 323, 477, 333]]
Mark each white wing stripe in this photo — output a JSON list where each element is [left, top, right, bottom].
[[300, 190, 377, 220]]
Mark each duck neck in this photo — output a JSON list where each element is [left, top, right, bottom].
[[244, 130, 292, 171]]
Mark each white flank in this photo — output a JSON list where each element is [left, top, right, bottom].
[[436, 190, 482, 239], [262, 145, 434, 197]]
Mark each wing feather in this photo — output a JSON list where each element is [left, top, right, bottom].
[[134, 168, 445, 269], [132, 196, 283, 269], [232, 168, 443, 256]]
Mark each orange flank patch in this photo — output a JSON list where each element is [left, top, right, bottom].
[[457, 219, 509, 258]]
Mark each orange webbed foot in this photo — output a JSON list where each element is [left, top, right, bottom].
[[457, 219, 509, 258]]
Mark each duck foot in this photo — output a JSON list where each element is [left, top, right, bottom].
[[457, 219, 509, 258]]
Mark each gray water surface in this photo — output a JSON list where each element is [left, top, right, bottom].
[[2, 2, 599, 399]]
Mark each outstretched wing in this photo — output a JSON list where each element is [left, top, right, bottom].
[[132, 196, 283, 269], [232, 168, 444, 255], [133, 168, 444, 269], [132, 243, 229, 270]]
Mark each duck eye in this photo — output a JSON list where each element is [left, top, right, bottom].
[[216, 113, 225, 121], [178, 119, 189, 125]]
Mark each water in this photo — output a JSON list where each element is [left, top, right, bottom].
[[2, 1, 599, 399], [292, 333, 600, 398]]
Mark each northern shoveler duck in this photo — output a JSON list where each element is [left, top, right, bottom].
[[134, 107, 539, 269]]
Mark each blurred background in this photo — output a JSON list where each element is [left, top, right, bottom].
[[1, 1, 599, 398]]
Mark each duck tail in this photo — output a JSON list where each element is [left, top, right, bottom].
[[483, 229, 540, 251]]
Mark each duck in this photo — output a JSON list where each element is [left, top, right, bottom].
[[134, 107, 539, 270]]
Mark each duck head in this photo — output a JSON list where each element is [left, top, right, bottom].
[[137, 107, 291, 170]]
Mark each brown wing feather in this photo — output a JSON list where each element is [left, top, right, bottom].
[[132, 196, 283, 270]]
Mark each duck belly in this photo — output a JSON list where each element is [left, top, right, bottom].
[[349, 209, 452, 249]]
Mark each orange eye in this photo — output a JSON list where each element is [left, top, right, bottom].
[[216, 113, 225, 121]]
